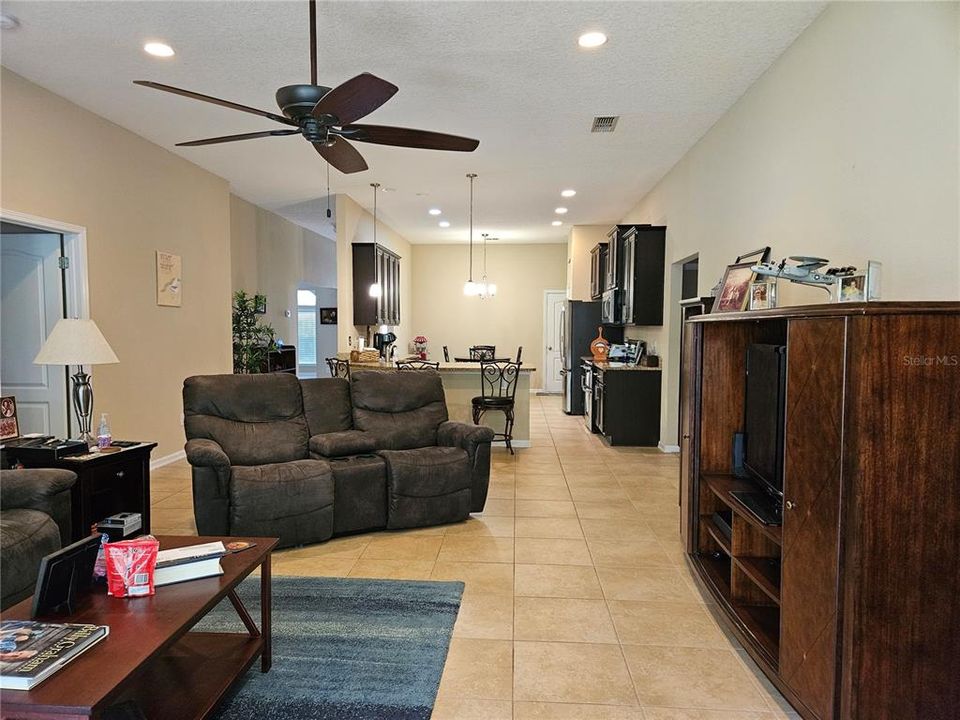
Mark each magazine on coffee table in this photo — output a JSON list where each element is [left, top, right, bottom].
[[0, 620, 109, 690]]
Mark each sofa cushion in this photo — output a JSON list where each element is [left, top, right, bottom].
[[184, 374, 309, 465], [1, 509, 61, 610], [379, 447, 472, 529], [229, 460, 333, 548], [351, 371, 449, 450], [300, 378, 353, 435], [310, 431, 377, 458]]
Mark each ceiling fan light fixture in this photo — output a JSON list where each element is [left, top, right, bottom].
[[144, 42, 175, 58], [578, 32, 607, 49]]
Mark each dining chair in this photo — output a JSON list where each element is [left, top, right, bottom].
[[469, 345, 496, 361], [396, 360, 440, 370], [325, 357, 350, 379], [471, 360, 522, 454]]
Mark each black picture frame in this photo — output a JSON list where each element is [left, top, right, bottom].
[[31, 534, 102, 618], [320, 307, 338, 325], [254, 297, 267, 314]]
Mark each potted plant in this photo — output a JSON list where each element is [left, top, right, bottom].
[[232, 290, 277, 374]]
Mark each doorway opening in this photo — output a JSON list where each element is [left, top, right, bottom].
[[296, 285, 337, 378], [669, 254, 701, 451], [542, 290, 566, 394], [0, 211, 89, 438]]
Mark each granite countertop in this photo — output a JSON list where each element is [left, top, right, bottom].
[[580, 356, 662, 372], [337, 353, 535, 372]]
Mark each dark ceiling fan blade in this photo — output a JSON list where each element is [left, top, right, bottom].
[[176, 129, 300, 147], [311, 73, 398, 125], [314, 137, 368, 174], [340, 124, 480, 152], [133, 81, 298, 126]]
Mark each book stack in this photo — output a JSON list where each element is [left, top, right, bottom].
[[154, 541, 226, 587], [0, 621, 109, 690]]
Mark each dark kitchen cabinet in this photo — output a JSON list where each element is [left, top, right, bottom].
[[592, 365, 661, 446], [589, 243, 607, 300], [604, 225, 626, 291], [622, 225, 666, 326], [353, 244, 401, 326]]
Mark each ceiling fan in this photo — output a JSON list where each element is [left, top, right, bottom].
[[134, 0, 479, 174]]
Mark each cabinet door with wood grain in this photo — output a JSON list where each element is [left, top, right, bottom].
[[679, 321, 701, 553], [779, 317, 845, 720]]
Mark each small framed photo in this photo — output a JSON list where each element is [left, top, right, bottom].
[[866, 260, 882, 301], [711, 262, 756, 313], [1, 396, 20, 441], [749, 281, 777, 310], [320, 307, 338, 325], [837, 273, 867, 303]]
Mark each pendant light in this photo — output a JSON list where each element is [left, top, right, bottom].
[[463, 173, 480, 296], [479, 233, 497, 299], [369, 182, 382, 298]]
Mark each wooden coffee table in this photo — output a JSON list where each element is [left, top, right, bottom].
[[0, 535, 277, 719]]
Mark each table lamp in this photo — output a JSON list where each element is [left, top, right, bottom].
[[33, 318, 119, 447]]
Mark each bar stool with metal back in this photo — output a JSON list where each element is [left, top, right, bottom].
[[326, 357, 350, 379], [515, 346, 523, 362], [396, 360, 440, 370], [472, 360, 522, 454], [470, 345, 496, 361]]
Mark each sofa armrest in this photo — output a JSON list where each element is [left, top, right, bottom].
[[185, 438, 230, 468], [437, 421, 495, 451], [0, 468, 76, 512], [310, 431, 377, 458]]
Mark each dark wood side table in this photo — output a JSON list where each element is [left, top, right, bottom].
[[0, 535, 277, 720], [6, 443, 157, 541]]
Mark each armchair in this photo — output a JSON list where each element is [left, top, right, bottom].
[[0, 468, 76, 610]]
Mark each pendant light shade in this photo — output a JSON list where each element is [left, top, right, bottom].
[[369, 182, 382, 298]]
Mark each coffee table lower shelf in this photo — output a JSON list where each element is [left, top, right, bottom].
[[116, 632, 264, 720]]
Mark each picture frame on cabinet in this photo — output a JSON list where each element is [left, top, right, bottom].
[[749, 281, 777, 310], [837, 273, 867, 303], [712, 261, 756, 313], [866, 260, 882, 301]]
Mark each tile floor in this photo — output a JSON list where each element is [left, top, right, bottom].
[[150, 396, 799, 720]]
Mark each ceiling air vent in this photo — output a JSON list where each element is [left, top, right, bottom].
[[591, 116, 619, 133]]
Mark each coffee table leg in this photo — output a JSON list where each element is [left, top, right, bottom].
[[261, 552, 272, 672]]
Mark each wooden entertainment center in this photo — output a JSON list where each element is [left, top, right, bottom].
[[679, 302, 959, 720]]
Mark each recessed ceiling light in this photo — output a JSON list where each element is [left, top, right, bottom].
[[144, 42, 175, 58], [578, 32, 607, 49], [428, 208, 442, 216], [552, 221, 563, 227], [554, 207, 568, 215], [561, 189, 577, 198], [438, 221, 451, 228]]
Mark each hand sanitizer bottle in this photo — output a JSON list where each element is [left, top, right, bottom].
[[97, 413, 112, 449]]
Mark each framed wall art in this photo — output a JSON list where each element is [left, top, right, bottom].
[[320, 307, 338, 325], [156, 251, 182, 307]]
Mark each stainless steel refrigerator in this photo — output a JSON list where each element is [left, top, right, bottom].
[[561, 301, 623, 414]]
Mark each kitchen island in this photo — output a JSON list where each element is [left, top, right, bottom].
[[337, 356, 535, 446]]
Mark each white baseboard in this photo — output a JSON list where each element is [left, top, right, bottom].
[[493, 440, 532, 449], [151, 449, 186, 470], [658, 442, 680, 454]]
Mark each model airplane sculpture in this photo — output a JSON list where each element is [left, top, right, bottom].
[[751, 256, 857, 289]]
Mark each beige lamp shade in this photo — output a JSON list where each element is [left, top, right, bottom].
[[33, 318, 119, 366]]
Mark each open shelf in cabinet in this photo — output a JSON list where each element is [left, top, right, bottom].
[[734, 556, 781, 605], [701, 473, 782, 545]]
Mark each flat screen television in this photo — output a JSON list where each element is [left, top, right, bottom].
[[743, 343, 787, 499]]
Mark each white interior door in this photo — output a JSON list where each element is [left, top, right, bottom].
[[0, 233, 69, 436], [543, 290, 566, 393]]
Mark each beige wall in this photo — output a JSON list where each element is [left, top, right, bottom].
[[335, 194, 413, 355], [1, 68, 233, 458], [619, 2, 960, 447], [568, 225, 610, 301], [411, 243, 568, 388], [230, 195, 337, 350]]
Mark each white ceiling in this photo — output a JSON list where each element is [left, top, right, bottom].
[[1, 1, 824, 243]]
